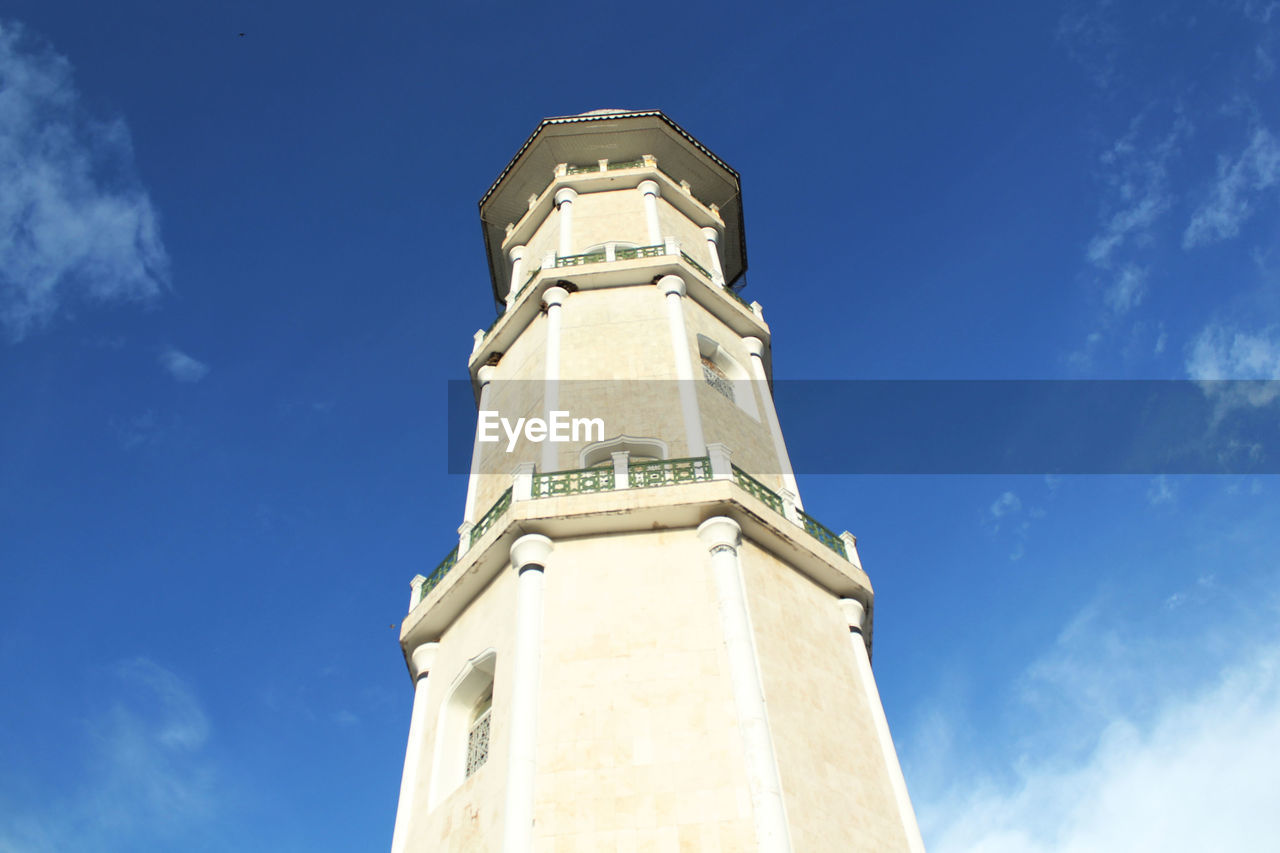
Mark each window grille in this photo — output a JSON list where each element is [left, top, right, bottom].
[[701, 356, 735, 402], [465, 708, 491, 778]]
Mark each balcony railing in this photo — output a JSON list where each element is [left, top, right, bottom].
[[414, 457, 850, 610], [680, 251, 713, 282], [418, 544, 458, 603], [555, 250, 607, 267], [628, 456, 713, 488], [731, 464, 784, 514], [799, 509, 847, 559], [470, 487, 512, 547], [533, 466, 615, 497], [615, 244, 666, 261]]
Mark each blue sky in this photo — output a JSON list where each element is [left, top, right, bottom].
[[2, 2, 1278, 850]]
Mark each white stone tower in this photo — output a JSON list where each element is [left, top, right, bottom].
[[390, 110, 924, 852]]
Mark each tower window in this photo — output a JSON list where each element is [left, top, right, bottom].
[[701, 355, 735, 402], [465, 689, 492, 777]]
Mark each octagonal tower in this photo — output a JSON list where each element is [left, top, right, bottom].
[[390, 110, 924, 853]]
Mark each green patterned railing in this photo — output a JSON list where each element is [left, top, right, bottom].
[[731, 465, 784, 514], [629, 456, 712, 488], [615, 244, 666, 261], [725, 287, 751, 309], [533, 466, 615, 497], [470, 487, 512, 546], [680, 251, 713, 281], [607, 158, 645, 170], [517, 268, 539, 297], [556, 251, 607, 267], [565, 163, 600, 175], [419, 545, 458, 604], [799, 509, 847, 559]]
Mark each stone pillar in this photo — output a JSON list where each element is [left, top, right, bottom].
[[839, 599, 926, 853], [698, 517, 792, 853], [701, 226, 726, 286], [555, 187, 578, 258], [502, 534, 554, 853], [657, 275, 706, 457], [507, 244, 527, 307], [742, 336, 802, 510], [464, 365, 497, 523], [638, 179, 662, 245], [541, 286, 568, 473], [390, 642, 440, 853]]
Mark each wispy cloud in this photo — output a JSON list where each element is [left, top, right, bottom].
[[989, 491, 1022, 520], [1057, 1, 1121, 90], [1101, 264, 1147, 315], [159, 347, 209, 383], [1185, 324, 1280, 380], [1184, 127, 1280, 248], [918, 596, 1280, 852], [0, 658, 219, 852], [1147, 474, 1175, 505], [0, 21, 169, 342], [1086, 114, 1189, 271]]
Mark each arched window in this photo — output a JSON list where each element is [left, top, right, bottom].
[[697, 335, 760, 420], [579, 435, 668, 468], [428, 650, 497, 809]]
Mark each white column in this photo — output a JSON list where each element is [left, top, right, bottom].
[[706, 442, 733, 480], [839, 599, 926, 853], [742, 336, 802, 510], [611, 450, 630, 490], [657, 275, 706, 458], [507, 245, 527, 307], [638, 180, 662, 245], [503, 534, 554, 853], [698, 517, 792, 853], [541, 286, 568, 473], [463, 365, 498, 523], [701, 226, 726, 286], [390, 642, 440, 853], [555, 187, 577, 258]]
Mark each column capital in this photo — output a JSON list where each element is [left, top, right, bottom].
[[656, 274, 686, 298], [508, 244, 527, 262], [742, 336, 765, 359], [477, 365, 497, 385], [554, 186, 578, 207], [637, 179, 660, 198], [701, 225, 720, 243], [542, 285, 569, 309], [510, 533, 553, 573], [838, 597, 868, 634], [697, 515, 742, 554], [408, 642, 440, 680]]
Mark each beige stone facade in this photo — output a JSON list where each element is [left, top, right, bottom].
[[391, 111, 923, 853]]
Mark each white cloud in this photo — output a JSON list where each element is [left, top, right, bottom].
[[1101, 264, 1147, 315], [1184, 324, 1280, 414], [1186, 324, 1280, 380], [989, 491, 1022, 519], [1086, 115, 1189, 270], [0, 21, 169, 342], [1147, 474, 1175, 505], [0, 658, 218, 852], [919, 603, 1280, 853], [1184, 127, 1280, 248], [159, 347, 209, 383]]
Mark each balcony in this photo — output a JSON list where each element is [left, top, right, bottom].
[[409, 451, 851, 612]]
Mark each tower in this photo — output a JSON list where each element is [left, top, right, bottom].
[[390, 110, 924, 852]]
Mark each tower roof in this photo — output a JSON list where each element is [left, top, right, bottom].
[[478, 110, 747, 303]]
